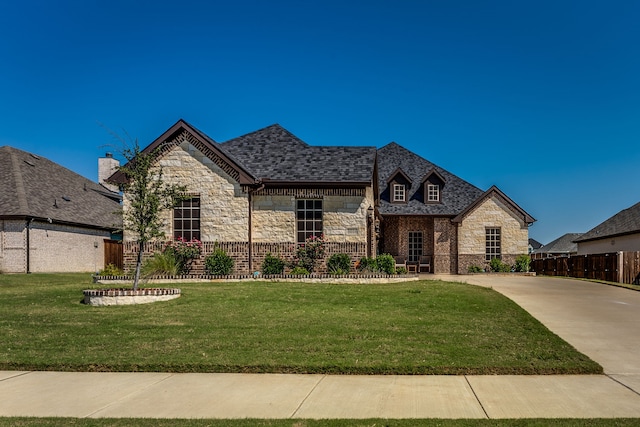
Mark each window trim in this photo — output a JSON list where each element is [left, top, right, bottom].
[[393, 184, 406, 203], [173, 196, 201, 241], [427, 183, 440, 202], [485, 227, 501, 262], [296, 199, 323, 244], [408, 231, 423, 263]]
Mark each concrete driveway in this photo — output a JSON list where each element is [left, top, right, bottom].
[[449, 274, 640, 393]]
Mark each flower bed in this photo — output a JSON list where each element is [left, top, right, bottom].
[[83, 288, 181, 306]]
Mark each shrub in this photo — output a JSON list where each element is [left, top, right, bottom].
[[289, 266, 310, 275], [142, 252, 179, 276], [514, 254, 531, 272], [396, 266, 408, 275], [291, 234, 326, 273], [98, 263, 124, 276], [357, 257, 379, 273], [262, 252, 285, 275], [489, 257, 511, 273], [468, 264, 484, 273], [376, 253, 396, 275], [205, 248, 234, 275], [165, 238, 202, 274], [327, 253, 351, 275]]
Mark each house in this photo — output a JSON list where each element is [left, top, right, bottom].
[[574, 201, 640, 254], [528, 238, 543, 254], [110, 119, 535, 274], [0, 146, 122, 273], [531, 233, 582, 259]]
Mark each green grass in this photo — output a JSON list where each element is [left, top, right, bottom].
[[0, 273, 601, 375], [1, 418, 639, 426]]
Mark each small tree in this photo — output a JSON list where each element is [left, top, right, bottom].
[[117, 141, 186, 290]]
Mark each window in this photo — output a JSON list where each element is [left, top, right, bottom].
[[485, 228, 501, 261], [174, 197, 200, 241], [427, 184, 440, 202], [297, 199, 323, 243], [393, 184, 405, 202], [408, 231, 423, 263]]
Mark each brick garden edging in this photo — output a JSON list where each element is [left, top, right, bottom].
[[92, 273, 420, 286], [83, 288, 181, 306]]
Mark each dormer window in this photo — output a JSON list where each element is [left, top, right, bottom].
[[427, 184, 439, 202], [393, 184, 406, 202]]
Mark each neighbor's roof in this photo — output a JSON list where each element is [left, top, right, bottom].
[[221, 124, 377, 184], [0, 146, 122, 230], [532, 233, 583, 254], [574, 201, 640, 243], [377, 142, 484, 215]]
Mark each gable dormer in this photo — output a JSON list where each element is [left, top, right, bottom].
[[386, 168, 412, 204], [420, 169, 446, 204]]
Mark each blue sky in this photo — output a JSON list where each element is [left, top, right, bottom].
[[1, 0, 638, 245]]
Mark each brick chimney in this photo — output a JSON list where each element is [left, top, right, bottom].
[[98, 152, 120, 192]]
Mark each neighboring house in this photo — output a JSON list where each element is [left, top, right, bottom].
[[110, 119, 535, 274], [574, 201, 640, 254], [531, 233, 582, 259], [528, 238, 543, 254], [0, 146, 122, 273]]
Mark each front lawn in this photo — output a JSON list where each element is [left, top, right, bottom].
[[0, 274, 601, 374]]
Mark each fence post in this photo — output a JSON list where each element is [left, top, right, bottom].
[[618, 251, 624, 283]]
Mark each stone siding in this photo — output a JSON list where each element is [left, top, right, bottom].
[[457, 195, 529, 273], [123, 141, 249, 243]]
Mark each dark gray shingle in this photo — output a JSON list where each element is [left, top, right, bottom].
[[377, 142, 484, 215], [0, 146, 122, 230], [221, 124, 376, 183], [575, 201, 640, 242]]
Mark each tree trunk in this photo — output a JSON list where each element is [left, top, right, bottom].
[[133, 241, 144, 291]]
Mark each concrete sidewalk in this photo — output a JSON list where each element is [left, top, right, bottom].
[[2, 370, 640, 419]]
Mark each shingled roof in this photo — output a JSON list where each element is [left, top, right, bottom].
[[0, 146, 122, 230], [377, 142, 484, 215], [574, 201, 640, 243], [532, 233, 583, 255], [221, 124, 377, 184]]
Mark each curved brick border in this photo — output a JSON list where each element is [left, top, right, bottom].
[[83, 288, 181, 306]]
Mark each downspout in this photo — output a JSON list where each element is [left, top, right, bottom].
[[26, 217, 33, 274]]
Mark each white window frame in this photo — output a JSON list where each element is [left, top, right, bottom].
[[427, 184, 440, 202], [393, 184, 405, 202]]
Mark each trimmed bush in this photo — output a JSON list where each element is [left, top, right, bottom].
[[289, 266, 310, 275], [357, 257, 378, 273], [376, 253, 396, 275], [327, 253, 351, 275], [489, 257, 511, 273], [205, 248, 234, 275], [261, 252, 285, 275], [468, 264, 484, 273]]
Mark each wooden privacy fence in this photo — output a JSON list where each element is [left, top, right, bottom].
[[530, 252, 640, 285], [104, 239, 123, 269]]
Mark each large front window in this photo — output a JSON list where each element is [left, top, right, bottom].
[[297, 199, 323, 243], [174, 197, 200, 241], [485, 227, 501, 261], [408, 231, 423, 263]]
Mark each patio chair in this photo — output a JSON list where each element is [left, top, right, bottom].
[[418, 255, 431, 273], [393, 256, 406, 271]]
